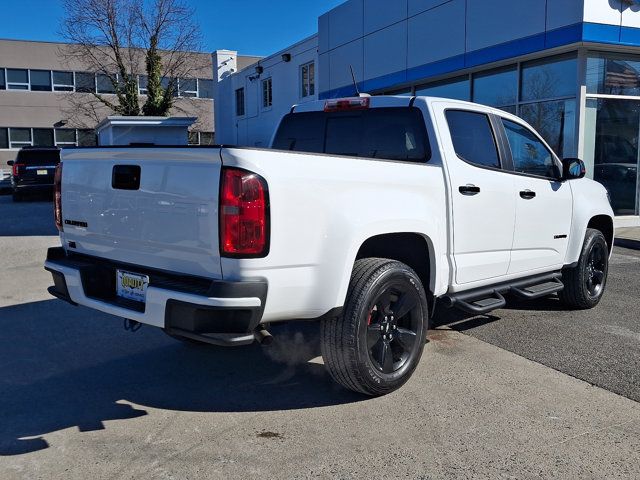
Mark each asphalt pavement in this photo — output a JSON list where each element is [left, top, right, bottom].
[[0, 195, 639, 479]]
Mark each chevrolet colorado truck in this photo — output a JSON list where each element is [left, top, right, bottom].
[[45, 96, 614, 396]]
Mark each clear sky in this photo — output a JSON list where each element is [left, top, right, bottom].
[[0, 0, 346, 56]]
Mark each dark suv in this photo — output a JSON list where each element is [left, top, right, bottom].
[[8, 147, 61, 201]]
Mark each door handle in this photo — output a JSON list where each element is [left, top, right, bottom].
[[520, 189, 536, 200], [459, 184, 480, 196]]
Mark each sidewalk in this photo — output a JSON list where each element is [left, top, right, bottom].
[[616, 227, 640, 250]]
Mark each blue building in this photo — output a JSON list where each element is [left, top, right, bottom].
[[215, 0, 640, 225]]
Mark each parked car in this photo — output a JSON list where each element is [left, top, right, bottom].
[[44, 96, 614, 396], [8, 146, 61, 201]]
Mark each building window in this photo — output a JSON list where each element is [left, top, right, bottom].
[[9, 128, 32, 148], [301, 62, 315, 98], [188, 131, 200, 145], [520, 54, 577, 102], [0, 69, 6, 90], [77, 129, 97, 147], [235, 88, 245, 116], [200, 132, 215, 145], [96, 74, 116, 94], [262, 78, 273, 108], [0, 128, 8, 149], [55, 129, 76, 146], [138, 75, 148, 95], [76, 72, 96, 93], [473, 65, 517, 108], [53, 71, 74, 92], [416, 76, 470, 101], [198, 79, 214, 99], [30, 70, 52, 92], [6, 69, 29, 90], [33, 128, 55, 147], [586, 52, 640, 96], [179, 78, 198, 97]]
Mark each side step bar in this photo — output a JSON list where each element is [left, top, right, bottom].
[[442, 272, 564, 315]]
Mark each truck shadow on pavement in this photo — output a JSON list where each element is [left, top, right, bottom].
[[0, 299, 363, 456]]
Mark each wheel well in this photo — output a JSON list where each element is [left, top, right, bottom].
[[356, 233, 432, 294], [587, 215, 614, 252]]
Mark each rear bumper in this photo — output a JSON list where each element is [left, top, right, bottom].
[[44, 247, 267, 346]]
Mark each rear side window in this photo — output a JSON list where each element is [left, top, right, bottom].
[[446, 110, 500, 169], [272, 107, 430, 162]]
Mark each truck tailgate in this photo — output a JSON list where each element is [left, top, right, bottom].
[[60, 148, 223, 279]]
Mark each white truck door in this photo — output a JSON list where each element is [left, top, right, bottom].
[[499, 118, 573, 274], [440, 107, 517, 285]]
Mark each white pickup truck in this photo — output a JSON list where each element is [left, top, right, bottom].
[[45, 96, 614, 396]]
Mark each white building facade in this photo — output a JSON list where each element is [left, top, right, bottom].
[[215, 0, 640, 225]]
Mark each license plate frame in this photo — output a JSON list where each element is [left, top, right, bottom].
[[37, 169, 48, 175], [116, 270, 149, 304]]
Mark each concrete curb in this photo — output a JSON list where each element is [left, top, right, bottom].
[[615, 237, 640, 251]]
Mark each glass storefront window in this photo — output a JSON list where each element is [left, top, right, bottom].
[[584, 98, 639, 216], [519, 99, 576, 158], [521, 55, 577, 102], [416, 76, 470, 101], [473, 66, 517, 107], [587, 53, 640, 96]]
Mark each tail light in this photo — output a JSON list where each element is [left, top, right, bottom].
[[220, 167, 269, 257], [12, 163, 25, 176], [54, 163, 63, 231]]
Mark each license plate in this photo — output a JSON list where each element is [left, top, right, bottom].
[[116, 270, 149, 303], [37, 169, 48, 175]]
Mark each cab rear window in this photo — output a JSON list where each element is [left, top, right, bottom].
[[16, 149, 61, 166], [272, 107, 431, 162]]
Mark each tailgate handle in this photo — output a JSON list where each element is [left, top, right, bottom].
[[112, 165, 141, 190]]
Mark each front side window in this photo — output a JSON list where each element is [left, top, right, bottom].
[[272, 107, 430, 163], [301, 62, 315, 98], [6, 69, 29, 90], [446, 110, 500, 169], [502, 119, 558, 178], [53, 71, 74, 92], [262, 78, 273, 108], [30, 70, 52, 92], [235, 88, 245, 116]]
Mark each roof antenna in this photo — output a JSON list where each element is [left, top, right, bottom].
[[349, 65, 360, 96], [349, 65, 370, 98]]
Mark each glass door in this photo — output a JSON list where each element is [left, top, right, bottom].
[[584, 98, 640, 216]]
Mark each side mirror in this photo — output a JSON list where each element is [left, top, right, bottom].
[[7, 160, 14, 166], [562, 158, 586, 180]]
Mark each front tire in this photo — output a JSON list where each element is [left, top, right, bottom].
[[559, 228, 609, 310], [321, 258, 429, 396]]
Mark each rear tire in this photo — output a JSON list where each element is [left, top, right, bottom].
[[559, 228, 609, 310], [321, 258, 429, 396]]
